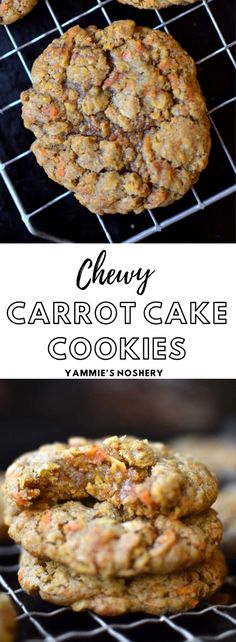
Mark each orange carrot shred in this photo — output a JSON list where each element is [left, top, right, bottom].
[[58, 159, 65, 178], [42, 511, 51, 525], [139, 490, 155, 508]]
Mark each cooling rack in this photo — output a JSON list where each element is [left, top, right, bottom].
[[0, 0, 235, 243], [0, 541, 236, 642]]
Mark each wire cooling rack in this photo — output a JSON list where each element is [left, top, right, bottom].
[[0, 542, 236, 642], [0, 0, 235, 243]]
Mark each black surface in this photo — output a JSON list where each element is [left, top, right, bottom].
[[142, 194, 236, 243], [0, 0, 235, 243]]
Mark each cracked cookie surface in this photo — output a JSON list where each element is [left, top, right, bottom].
[[21, 20, 210, 215], [9, 501, 223, 578], [4, 436, 218, 519], [0, 0, 38, 24], [18, 549, 227, 616]]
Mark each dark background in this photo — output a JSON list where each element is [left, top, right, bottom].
[[0, 189, 235, 243], [0, 0, 235, 243]]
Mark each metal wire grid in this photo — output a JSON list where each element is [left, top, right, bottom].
[[0, 0, 235, 243], [0, 542, 236, 642]]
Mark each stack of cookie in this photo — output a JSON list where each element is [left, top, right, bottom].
[[3, 436, 226, 616]]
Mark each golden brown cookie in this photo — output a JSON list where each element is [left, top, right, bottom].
[[0, 593, 16, 642], [171, 436, 236, 479], [9, 501, 223, 578], [0, 0, 38, 24], [214, 486, 236, 557], [21, 20, 210, 215], [4, 436, 218, 519], [18, 549, 227, 616]]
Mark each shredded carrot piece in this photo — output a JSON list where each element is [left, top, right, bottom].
[[139, 490, 155, 508], [186, 87, 193, 101], [13, 493, 29, 506], [104, 72, 121, 88], [122, 50, 131, 60], [159, 60, 169, 70], [57, 159, 65, 178], [178, 586, 193, 595], [169, 73, 178, 83], [42, 511, 51, 525], [93, 448, 107, 464], [49, 105, 60, 119], [43, 105, 60, 119], [135, 40, 143, 53], [144, 134, 152, 152]]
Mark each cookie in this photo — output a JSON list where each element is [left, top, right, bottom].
[[18, 549, 227, 616], [171, 436, 236, 479], [117, 0, 198, 7], [117, 0, 197, 6], [21, 20, 210, 215], [0, 593, 16, 642], [9, 501, 223, 578], [214, 486, 236, 557], [0, 0, 38, 24], [0, 474, 8, 541], [4, 436, 218, 518]]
